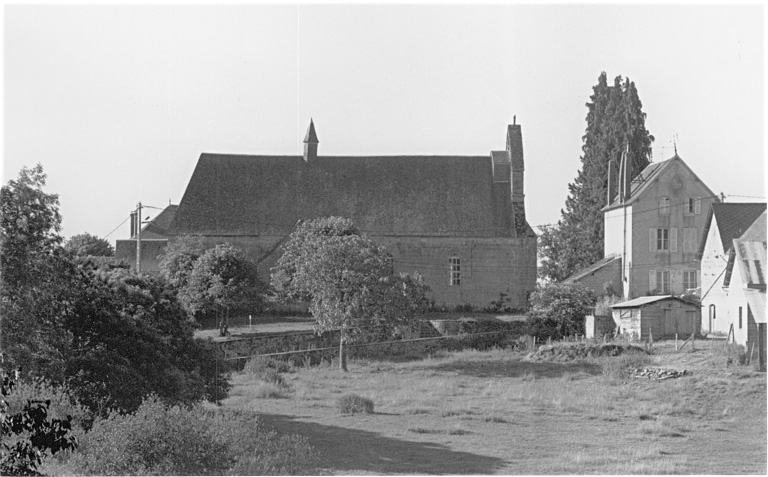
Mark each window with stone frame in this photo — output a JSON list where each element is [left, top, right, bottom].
[[449, 256, 461, 286]]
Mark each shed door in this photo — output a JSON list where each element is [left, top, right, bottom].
[[664, 308, 676, 335]]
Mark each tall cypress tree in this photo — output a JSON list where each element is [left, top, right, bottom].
[[539, 73, 654, 283]]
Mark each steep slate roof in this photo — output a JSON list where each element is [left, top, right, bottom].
[[603, 155, 716, 212], [140, 204, 178, 239], [698, 203, 766, 255], [169, 154, 527, 238], [563, 253, 621, 283], [738, 209, 767, 242]]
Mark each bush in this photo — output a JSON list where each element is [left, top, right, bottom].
[[337, 393, 374, 414], [4, 377, 91, 432], [244, 356, 292, 375], [260, 369, 287, 389], [66, 396, 319, 475], [712, 342, 747, 367], [527, 283, 595, 341]]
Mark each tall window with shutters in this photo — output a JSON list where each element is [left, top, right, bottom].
[[650, 228, 677, 252]]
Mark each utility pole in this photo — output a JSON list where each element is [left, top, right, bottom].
[[136, 202, 142, 273]]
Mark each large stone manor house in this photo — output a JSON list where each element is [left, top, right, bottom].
[[117, 120, 538, 309]]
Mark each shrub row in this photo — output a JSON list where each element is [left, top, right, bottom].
[[65, 396, 320, 475]]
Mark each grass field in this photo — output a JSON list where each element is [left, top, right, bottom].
[[224, 340, 766, 475]]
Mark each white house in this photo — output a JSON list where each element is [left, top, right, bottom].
[[699, 203, 765, 334]]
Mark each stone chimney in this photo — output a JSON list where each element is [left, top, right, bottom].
[[507, 123, 524, 205], [303, 119, 318, 162], [506, 121, 527, 235]]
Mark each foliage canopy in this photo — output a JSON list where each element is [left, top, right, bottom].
[[539, 73, 654, 283], [271, 217, 430, 371], [527, 282, 595, 341]]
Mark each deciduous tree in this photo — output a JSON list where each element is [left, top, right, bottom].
[[527, 283, 595, 341], [272, 217, 430, 371], [64, 233, 114, 257], [178, 243, 263, 335]]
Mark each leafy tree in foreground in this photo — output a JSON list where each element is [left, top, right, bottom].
[[539, 72, 654, 283], [1, 369, 78, 476], [66, 263, 230, 414], [64, 233, 114, 257], [2, 165, 230, 417], [272, 217, 430, 372], [0, 164, 74, 378], [527, 283, 595, 341]]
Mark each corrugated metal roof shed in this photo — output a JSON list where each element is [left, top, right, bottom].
[[611, 295, 695, 308]]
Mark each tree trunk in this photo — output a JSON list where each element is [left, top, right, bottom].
[[339, 334, 348, 372]]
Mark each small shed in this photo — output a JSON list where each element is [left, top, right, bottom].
[[611, 295, 701, 341]]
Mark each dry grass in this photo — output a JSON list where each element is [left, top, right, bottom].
[[223, 342, 766, 475]]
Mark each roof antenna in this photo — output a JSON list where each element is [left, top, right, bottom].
[[673, 133, 678, 156], [513, 115, 516, 125]]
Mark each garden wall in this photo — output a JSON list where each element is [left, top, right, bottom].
[[223, 331, 515, 367]]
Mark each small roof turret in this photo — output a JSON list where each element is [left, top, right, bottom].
[[304, 118, 319, 144]]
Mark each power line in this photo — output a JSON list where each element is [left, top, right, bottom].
[[102, 216, 130, 240]]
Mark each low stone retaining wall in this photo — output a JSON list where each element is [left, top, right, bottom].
[[217, 330, 341, 361], [224, 331, 513, 366]]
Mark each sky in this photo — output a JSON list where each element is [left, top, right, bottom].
[[3, 3, 765, 243]]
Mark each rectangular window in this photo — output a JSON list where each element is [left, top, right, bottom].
[[659, 197, 670, 215], [683, 270, 697, 291], [657, 228, 669, 251], [739, 306, 743, 329], [449, 256, 461, 286], [685, 197, 702, 215], [656, 270, 669, 295]]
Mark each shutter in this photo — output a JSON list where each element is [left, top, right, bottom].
[[695, 197, 701, 215], [690, 227, 699, 253], [682, 228, 689, 253], [670, 228, 678, 253], [697, 270, 701, 289], [676, 270, 683, 293], [649, 270, 657, 292], [649, 228, 656, 252]]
